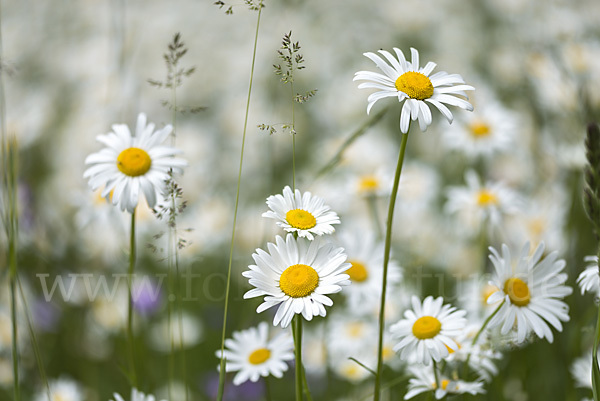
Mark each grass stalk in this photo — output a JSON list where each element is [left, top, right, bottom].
[[217, 3, 263, 400]]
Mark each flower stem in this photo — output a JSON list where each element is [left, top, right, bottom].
[[373, 126, 410, 401], [217, 4, 263, 400], [432, 360, 441, 390], [127, 209, 137, 387], [293, 316, 303, 401], [463, 300, 504, 378]]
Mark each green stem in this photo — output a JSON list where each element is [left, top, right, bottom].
[[127, 210, 137, 387], [217, 4, 263, 400], [293, 316, 303, 401], [17, 276, 51, 400], [463, 300, 504, 378], [373, 126, 410, 401], [432, 360, 441, 390]]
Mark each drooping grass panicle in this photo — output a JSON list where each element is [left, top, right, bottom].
[[214, 0, 264, 15]]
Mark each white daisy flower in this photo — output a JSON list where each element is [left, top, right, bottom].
[[84, 112, 187, 213], [111, 388, 166, 401], [445, 170, 521, 232], [262, 186, 340, 240], [390, 296, 467, 365], [577, 256, 599, 296], [242, 234, 351, 328], [337, 231, 402, 311], [442, 99, 518, 159], [354, 47, 474, 133], [404, 366, 485, 400], [215, 321, 294, 386], [570, 349, 594, 390], [34, 377, 84, 401], [486, 242, 572, 343]]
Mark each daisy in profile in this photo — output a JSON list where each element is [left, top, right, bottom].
[[404, 366, 485, 400], [486, 242, 572, 343], [445, 170, 520, 232], [577, 255, 600, 296], [215, 322, 294, 385], [242, 234, 350, 328], [84, 113, 187, 213], [262, 186, 340, 240], [390, 296, 467, 365], [111, 388, 166, 401], [354, 47, 474, 133]]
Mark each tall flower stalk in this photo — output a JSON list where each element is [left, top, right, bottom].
[[216, 2, 264, 399], [354, 47, 474, 400], [373, 123, 410, 400], [582, 122, 600, 401]]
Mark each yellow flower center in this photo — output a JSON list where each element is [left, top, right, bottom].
[[248, 348, 271, 365], [482, 284, 500, 304], [53, 394, 68, 401], [358, 175, 380, 193], [412, 316, 442, 340], [469, 121, 491, 138], [476, 190, 498, 206], [445, 342, 461, 354], [279, 264, 319, 298], [432, 379, 450, 390], [346, 260, 369, 282], [504, 277, 530, 307], [395, 71, 434, 100], [116, 147, 152, 177], [285, 209, 317, 230]]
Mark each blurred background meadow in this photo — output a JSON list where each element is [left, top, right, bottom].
[[2, 0, 600, 400]]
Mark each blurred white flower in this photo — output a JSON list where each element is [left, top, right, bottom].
[[404, 365, 485, 400], [577, 256, 600, 297], [354, 47, 474, 133], [442, 100, 518, 159], [111, 388, 166, 401], [445, 170, 521, 233], [35, 377, 84, 401]]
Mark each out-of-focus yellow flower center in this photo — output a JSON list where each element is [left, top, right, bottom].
[[279, 264, 319, 298], [117, 147, 152, 177], [437, 379, 450, 390], [346, 322, 365, 338], [395, 71, 434, 100], [469, 121, 491, 138], [286, 209, 317, 230], [248, 348, 271, 365], [504, 277, 530, 307], [476, 190, 498, 206], [412, 316, 442, 339], [382, 345, 395, 361], [94, 189, 114, 205], [358, 175, 380, 193], [346, 260, 369, 282], [445, 342, 461, 354]]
